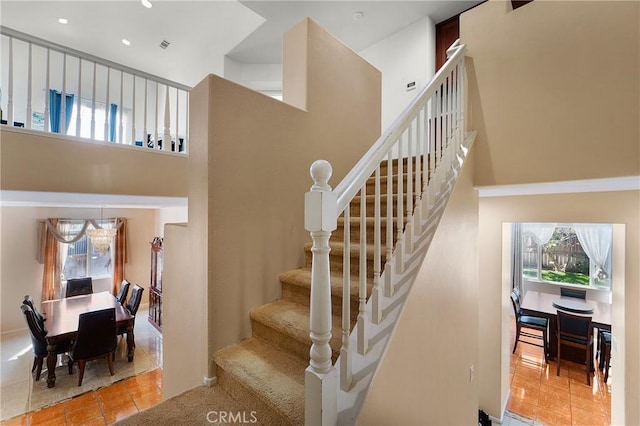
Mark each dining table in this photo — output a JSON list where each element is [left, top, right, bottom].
[[40, 291, 135, 388], [520, 290, 611, 361]]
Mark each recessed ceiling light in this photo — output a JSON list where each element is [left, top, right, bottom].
[[58, 18, 68, 24], [122, 39, 131, 46], [141, 0, 152, 8], [353, 11, 365, 20]]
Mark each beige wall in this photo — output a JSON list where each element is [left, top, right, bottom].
[[461, 1, 640, 423], [0, 206, 157, 333], [0, 128, 188, 197], [162, 222, 206, 400], [359, 151, 479, 425], [187, 18, 381, 378], [478, 191, 639, 424], [462, 0, 639, 187]]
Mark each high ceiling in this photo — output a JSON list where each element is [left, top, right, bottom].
[[1, 0, 481, 87]]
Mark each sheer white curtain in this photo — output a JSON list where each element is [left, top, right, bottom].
[[522, 223, 557, 245], [511, 223, 523, 295], [574, 224, 612, 281]]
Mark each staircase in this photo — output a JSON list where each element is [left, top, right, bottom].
[[213, 163, 403, 425], [213, 40, 473, 425]]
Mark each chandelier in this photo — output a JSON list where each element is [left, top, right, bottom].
[[86, 227, 116, 254], [86, 208, 116, 254]]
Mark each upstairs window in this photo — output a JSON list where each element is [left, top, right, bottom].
[[521, 223, 612, 288]]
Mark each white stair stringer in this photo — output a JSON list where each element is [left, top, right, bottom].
[[336, 130, 476, 425]]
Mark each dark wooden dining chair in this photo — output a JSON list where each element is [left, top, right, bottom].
[[69, 307, 117, 386], [126, 284, 144, 317], [557, 310, 593, 385], [20, 305, 72, 381], [22, 295, 46, 328], [116, 280, 131, 305], [597, 330, 612, 382], [65, 277, 93, 298], [510, 290, 548, 361], [560, 287, 586, 300]]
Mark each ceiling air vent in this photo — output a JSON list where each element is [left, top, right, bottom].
[[159, 40, 170, 50]]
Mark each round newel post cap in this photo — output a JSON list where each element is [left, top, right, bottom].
[[310, 160, 332, 191]]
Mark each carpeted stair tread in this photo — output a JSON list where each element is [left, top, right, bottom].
[[214, 338, 305, 426], [250, 299, 344, 359], [279, 267, 371, 298]]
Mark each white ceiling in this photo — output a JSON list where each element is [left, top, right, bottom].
[[1, 0, 481, 208], [0, 0, 481, 87]]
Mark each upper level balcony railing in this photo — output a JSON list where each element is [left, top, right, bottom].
[[0, 26, 190, 154]]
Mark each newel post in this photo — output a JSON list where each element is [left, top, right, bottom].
[[304, 160, 338, 426]]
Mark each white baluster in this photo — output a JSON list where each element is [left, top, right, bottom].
[[104, 67, 110, 141], [304, 160, 337, 426], [26, 42, 32, 129], [91, 62, 96, 140], [143, 78, 148, 147], [7, 37, 13, 126], [340, 205, 352, 391], [44, 48, 50, 132], [76, 59, 82, 137], [164, 85, 171, 151], [184, 89, 189, 153], [175, 88, 179, 152], [413, 111, 422, 228], [61, 54, 66, 135], [131, 76, 136, 145], [119, 70, 124, 143], [357, 182, 368, 355], [405, 122, 414, 253], [395, 133, 405, 273], [154, 83, 159, 149], [372, 166, 383, 324], [384, 150, 393, 297]]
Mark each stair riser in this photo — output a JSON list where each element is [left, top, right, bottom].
[[215, 366, 295, 426], [304, 248, 385, 278], [350, 193, 426, 216], [365, 174, 420, 193], [379, 157, 429, 176], [251, 320, 340, 364], [280, 281, 359, 324], [333, 222, 399, 246]]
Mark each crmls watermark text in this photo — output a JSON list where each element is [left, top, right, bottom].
[[206, 411, 258, 424]]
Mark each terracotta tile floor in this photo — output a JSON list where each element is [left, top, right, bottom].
[[508, 330, 612, 426], [1, 367, 162, 426]]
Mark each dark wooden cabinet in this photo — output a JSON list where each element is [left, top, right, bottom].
[[149, 237, 163, 332]]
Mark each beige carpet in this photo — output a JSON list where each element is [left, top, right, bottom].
[[115, 385, 265, 426]]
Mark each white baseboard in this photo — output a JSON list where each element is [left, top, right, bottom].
[[203, 376, 217, 387]]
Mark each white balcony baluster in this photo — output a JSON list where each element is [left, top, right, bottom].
[[26, 42, 32, 129], [7, 37, 14, 125], [164, 85, 171, 151]]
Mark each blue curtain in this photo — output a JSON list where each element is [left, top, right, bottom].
[[49, 89, 74, 133], [109, 103, 117, 142]]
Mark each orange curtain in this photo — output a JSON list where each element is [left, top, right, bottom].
[[41, 219, 60, 301], [112, 218, 128, 296]]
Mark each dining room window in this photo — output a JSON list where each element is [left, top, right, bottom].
[[520, 222, 612, 288], [60, 220, 114, 281]]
